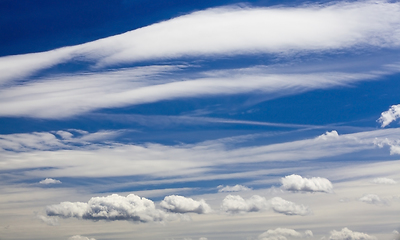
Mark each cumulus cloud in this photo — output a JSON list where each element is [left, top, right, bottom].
[[258, 228, 313, 240], [358, 194, 388, 205], [378, 104, 400, 127], [371, 177, 397, 184], [217, 184, 252, 192], [160, 195, 212, 214], [46, 194, 166, 222], [68, 235, 96, 240], [39, 178, 62, 184], [329, 227, 376, 240], [316, 130, 339, 140], [281, 174, 333, 193], [221, 195, 310, 216]]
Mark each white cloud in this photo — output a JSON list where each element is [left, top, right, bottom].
[[39, 178, 62, 184], [281, 174, 333, 193], [358, 194, 388, 205], [329, 227, 376, 240], [46, 194, 166, 222], [371, 177, 397, 185], [258, 228, 313, 240], [316, 130, 339, 140], [160, 195, 212, 214], [68, 235, 96, 240], [378, 104, 400, 127], [2, 0, 400, 84], [217, 184, 252, 192], [220, 195, 310, 216]]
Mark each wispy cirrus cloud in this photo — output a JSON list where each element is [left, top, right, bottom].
[[1, 0, 400, 84]]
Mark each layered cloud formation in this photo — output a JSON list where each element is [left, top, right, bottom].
[[2, 0, 400, 84], [281, 174, 333, 193], [221, 195, 310, 216]]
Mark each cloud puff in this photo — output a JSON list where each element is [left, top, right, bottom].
[[39, 178, 62, 184], [371, 177, 397, 185], [281, 174, 333, 193], [378, 104, 400, 127], [68, 236, 96, 240], [358, 194, 388, 205], [258, 228, 313, 240], [217, 184, 252, 192], [316, 130, 339, 140], [46, 194, 166, 223], [160, 195, 212, 214], [220, 195, 310, 216], [329, 227, 376, 240]]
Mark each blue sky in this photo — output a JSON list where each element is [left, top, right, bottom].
[[1, 1, 400, 240]]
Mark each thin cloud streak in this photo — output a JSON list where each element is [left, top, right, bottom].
[[1, 1, 400, 83], [0, 64, 391, 119]]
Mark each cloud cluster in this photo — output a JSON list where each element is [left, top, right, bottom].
[[46, 194, 166, 223], [329, 227, 376, 240], [378, 104, 400, 127], [371, 177, 397, 185], [281, 174, 333, 193], [39, 178, 62, 184], [160, 195, 212, 214], [221, 195, 310, 216], [217, 184, 252, 192], [258, 228, 313, 240]]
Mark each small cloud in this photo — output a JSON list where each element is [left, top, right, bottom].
[[358, 194, 388, 205], [378, 104, 400, 127], [36, 214, 58, 226], [68, 235, 96, 240], [269, 197, 311, 216], [220, 195, 310, 216], [160, 195, 212, 214], [39, 178, 62, 184], [316, 130, 339, 140], [371, 177, 397, 185], [217, 184, 252, 192], [258, 228, 313, 240], [329, 227, 376, 240], [46, 193, 166, 223], [281, 174, 333, 193]]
